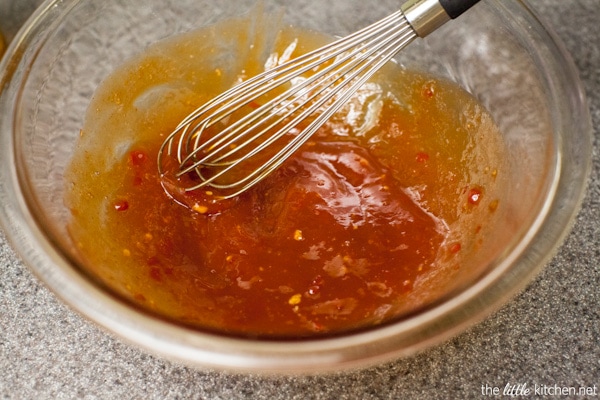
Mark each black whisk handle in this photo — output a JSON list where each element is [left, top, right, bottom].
[[439, 0, 480, 19]]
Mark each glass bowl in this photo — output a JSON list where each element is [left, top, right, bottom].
[[0, 0, 591, 373]]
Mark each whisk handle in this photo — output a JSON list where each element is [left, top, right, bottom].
[[439, 0, 480, 19]]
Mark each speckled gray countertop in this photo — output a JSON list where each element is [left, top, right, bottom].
[[1, 0, 599, 399]]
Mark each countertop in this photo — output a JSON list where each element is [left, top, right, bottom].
[[1, 1, 598, 398]]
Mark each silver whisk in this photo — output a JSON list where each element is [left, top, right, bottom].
[[158, 0, 480, 199]]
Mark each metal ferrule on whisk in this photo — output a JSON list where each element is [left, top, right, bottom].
[[402, 0, 480, 37], [401, 0, 452, 37]]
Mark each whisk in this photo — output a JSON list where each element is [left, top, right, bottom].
[[158, 0, 480, 199]]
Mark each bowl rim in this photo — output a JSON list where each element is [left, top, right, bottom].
[[0, 0, 593, 373]]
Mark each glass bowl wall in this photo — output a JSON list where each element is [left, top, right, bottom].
[[0, 0, 591, 373]]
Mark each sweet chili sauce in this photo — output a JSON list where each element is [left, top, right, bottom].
[[65, 14, 506, 338]]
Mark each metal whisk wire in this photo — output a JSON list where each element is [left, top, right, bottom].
[[158, 0, 480, 199]]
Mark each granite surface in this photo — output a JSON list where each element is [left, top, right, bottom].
[[1, 0, 599, 398]]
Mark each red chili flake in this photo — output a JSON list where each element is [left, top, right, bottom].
[[132, 175, 143, 186], [113, 199, 129, 211], [186, 170, 201, 182], [311, 275, 325, 286], [449, 243, 462, 254], [310, 321, 325, 332], [149, 267, 162, 282], [399, 279, 414, 293], [416, 152, 430, 163], [248, 101, 261, 109], [130, 150, 147, 167], [133, 293, 146, 302], [468, 187, 483, 205], [422, 82, 435, 98], [306, 285, 321, 299]]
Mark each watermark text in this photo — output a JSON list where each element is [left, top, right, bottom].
[[481, 383, 597, 397]]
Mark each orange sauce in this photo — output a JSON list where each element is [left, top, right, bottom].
[[65, 13, 506, 338], [0, 31, 5, 58]]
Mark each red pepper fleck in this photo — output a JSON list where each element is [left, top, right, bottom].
[[132, 176, 143, 186], [468, 187, 483, 205], [306, 285, 321, 299], [248, 100, 261, 109], [449, 243, 462, 254], [311, 322, 325, 332], [133, 293, 146, 302], [422, 82, 435, 98], [416, 152, 429, 163], [186, 170, 201, 182], [311, 275, 325, 286], [149, 267, 162, 282], [130, 150, 147, 167], [114, 199, 129, 211]]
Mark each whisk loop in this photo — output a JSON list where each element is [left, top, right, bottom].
[[158, 0, 480, 199]]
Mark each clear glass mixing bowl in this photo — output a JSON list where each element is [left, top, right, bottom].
[[0, 0, 592, 373]]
